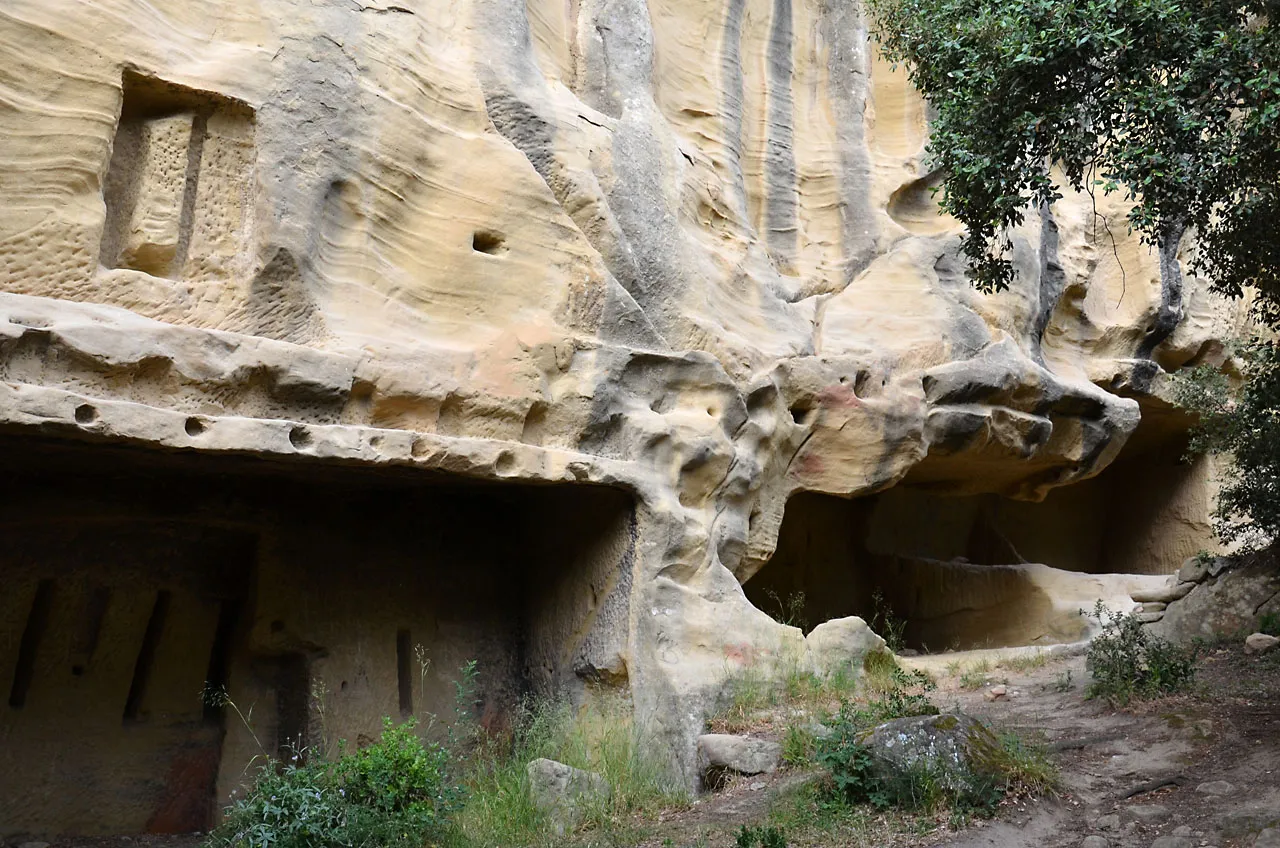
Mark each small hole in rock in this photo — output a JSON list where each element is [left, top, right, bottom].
[[790, 404, 813, 425], [340, 680, 348, 692], [185, 417, 206, 436], [270, 619, 285, 633], [472, 230, 506, 255], [289, 426, 312, 448], [71, 665, 85, 677], [74, 404, 98, 424]]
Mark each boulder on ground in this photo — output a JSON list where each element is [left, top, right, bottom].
[[857, 713, 1002, 795], [526, 758, 610, 834], [697, 733, 782, 778], [1245, 633, 1279, 654], [804, 616, 886, 681]]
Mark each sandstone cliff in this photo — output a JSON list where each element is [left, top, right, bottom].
[[0, 0, 1240, 832]]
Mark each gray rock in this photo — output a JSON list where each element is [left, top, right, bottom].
[[697, 734, 782, 777], [1137, 611, 1166, 624], [1097, 814, 1122, 832], [526, 758, 610, 834], [1207, 556, 1232, 577], [1172, 825, 1192, 837], [1150, 836, 1193, 848], [19, 843, 50, 848], [858, 713, 1000, 795], [1081, 836, 1109, 848], [1178, 556, 1210, 585], [1245, 633, 1279, 655], [1132, 583, 1195, 604], [1141, 602, 1168, 613], [1196, 780, 1235, 796], [1216, 806, 1280, 838], [1127, 805, 1171, 825], [1257, 828, 1280, 848], [1152, 557, 1280, 642]]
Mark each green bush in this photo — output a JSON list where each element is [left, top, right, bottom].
[[1174, 341, 1280, 551], [1085, 601, 1198, 705], [207, 718, 463, 848], [814, 702, 1001, 815]]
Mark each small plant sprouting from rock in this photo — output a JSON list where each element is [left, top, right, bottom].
[[1084, 601, 1198, 705]]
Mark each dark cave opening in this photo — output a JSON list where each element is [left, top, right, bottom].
[[744, 420, 1216, 651], [0, 437, 634, 837]]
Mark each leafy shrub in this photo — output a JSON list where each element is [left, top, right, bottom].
[[208, 718, 463, 848], [1174, 342, 1280, 551], [1085, 601, 1198, 705], [815, 702, 1001, 815], [1261, 611, 1280, 637]]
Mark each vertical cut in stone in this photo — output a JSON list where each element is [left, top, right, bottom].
[[202, 598, 241, 725], [123, 590, 171, 722], [396, 627, 413, 718], [8, 579, 54, 709]]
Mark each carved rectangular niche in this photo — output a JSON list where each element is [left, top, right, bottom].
[[99, 71, 255, 281]]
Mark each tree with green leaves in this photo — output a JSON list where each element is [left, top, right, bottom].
[[868, 0, 1280, 329], [867, 0, 1280, 545]]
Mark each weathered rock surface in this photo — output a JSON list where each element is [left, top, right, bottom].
[[804, 616, 886, 680], [1256, 828, 1280, 848], [0, 0, 1247, 832], [1246, 633, 1280, 654], [526, 758, 611, 833], [697, 734, 782, 778], [1153, 555, 1280, 643], [857, 713, 1000, 794]]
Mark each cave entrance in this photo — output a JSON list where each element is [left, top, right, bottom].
[[0, 437, 634, 838], [744, 417, 1216, 651]]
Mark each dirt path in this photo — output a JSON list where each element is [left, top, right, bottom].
[[647, 643, 1280, 848]]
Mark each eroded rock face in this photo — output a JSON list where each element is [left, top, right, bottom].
[[0, 0, 1239, 832]]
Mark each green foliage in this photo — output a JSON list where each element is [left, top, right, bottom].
[[451, 694, 685, 847], [735, 824, 788, 848], [782, 722, 818, 767], [1085, 601, 1198, 705], [860, 664, 939, 723], [866, 0, 1280, 320], [815, 703, 1002, 815], [764, 589, 809, 633], [1175, 341, 1280, 549], [869, 590, 907, 654], [207, 718, 462, 848], [1261, 611, 1280, 637]]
